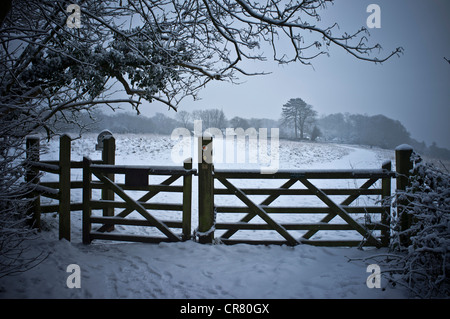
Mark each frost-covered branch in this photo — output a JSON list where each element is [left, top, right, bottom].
[[2, 0, 402, 128]]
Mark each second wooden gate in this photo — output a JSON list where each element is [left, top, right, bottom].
[[82, 157, 195, 244]]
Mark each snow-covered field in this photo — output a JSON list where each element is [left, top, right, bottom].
[[0, 134, 410, 299]]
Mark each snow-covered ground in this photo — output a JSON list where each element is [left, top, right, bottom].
[[0, 134, 410, 299]]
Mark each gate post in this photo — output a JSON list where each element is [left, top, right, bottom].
[[102, 135, 115, 231], [59, 134, 71, 241], [25, 136, 41, 229], [82, 157, 92, 244], [182, 158, 193, 241], [197, 135, 214, 243], [381, 161, 392, 247], [395, 144, 413, 246]]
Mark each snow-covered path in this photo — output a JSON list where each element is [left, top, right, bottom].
[[0, 238, 407, 299], [0, 135, 408, 299]]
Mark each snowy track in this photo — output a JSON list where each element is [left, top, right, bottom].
[[1, 239, 407, 299]]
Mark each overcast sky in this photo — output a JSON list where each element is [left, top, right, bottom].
[[119, 0, 450, 149]]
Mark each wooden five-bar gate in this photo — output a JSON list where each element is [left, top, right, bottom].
[[82, 157, 194, 244], [197, 136, 395, 247], [26, 133, 414, 248]]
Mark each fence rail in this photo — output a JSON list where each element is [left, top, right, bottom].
[[213, 168, 395, 179]]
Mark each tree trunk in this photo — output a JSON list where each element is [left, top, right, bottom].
[[299, 119, 305, 140], [294, 120, 298, 139]]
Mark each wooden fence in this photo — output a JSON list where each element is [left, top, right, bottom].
[[26, 133, 415, 247], [26, 132, 115, 241], [26, 132, 195, 244]]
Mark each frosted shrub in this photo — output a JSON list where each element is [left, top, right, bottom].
[[0, 138, 46, 279], [390, 153, 450, 298]]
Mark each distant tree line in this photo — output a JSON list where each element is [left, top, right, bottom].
[[317, 113, 410, 149], [279, 98, 450, 160], [316, 112, 450, 160], [57, 103, 450, 161], [57, 109, 179, 135], [58, 107, 278, 136]]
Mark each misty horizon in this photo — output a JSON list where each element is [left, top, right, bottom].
[[99, 105, 449, 151]]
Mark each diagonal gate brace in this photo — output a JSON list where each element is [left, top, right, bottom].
[[299, 178, 382, 247], [96, 174, 180, 233], [220, 178, 298, 240], [93, 172, 180, 242], [302, 178, 379, 240], [217, 177, 298, 246]]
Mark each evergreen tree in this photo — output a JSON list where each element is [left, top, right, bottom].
[[281, 98, 317, 139]]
